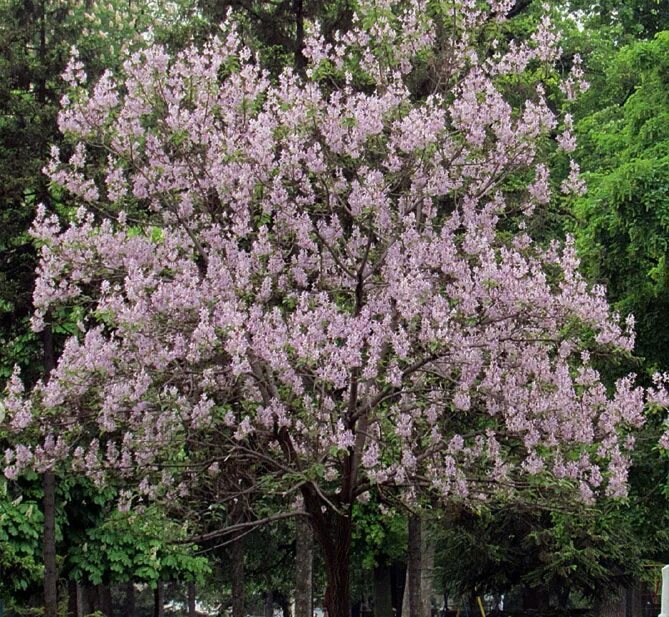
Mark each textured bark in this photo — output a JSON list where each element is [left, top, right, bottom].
[[324, 517, 351, 617], [188, 581, 196, 617], [594, 588, 625, 617], [625, 584, 645, 617], [420, 518, 435, 617], [42, 326, 58, 617], [308, 510, 351, 617], [373, 566, 393, 617], [154, 581, 165, 617], [407, 515, 422, 617], [295, 514, 313, 617], [231, 534, 246, 617]]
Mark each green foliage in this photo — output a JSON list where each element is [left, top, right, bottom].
[[568, 0, 669, 40], [436, 501, 650, 605], [0, 479, 43, 598], [351, 497, 406, 571], [66, 505, 210, 586], [574, 32, 669, 370], [197, 0, 354, 75]]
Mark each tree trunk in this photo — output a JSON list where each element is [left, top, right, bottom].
[[125, 581, 136, 617], [374, 566, 393, 617], [293, 0, 305, 72], [231, 534, 246, 617], [301, 483, 352, 617], [79, 584, 92, 616], [101, 585, 113, 616], [265, 591, 274, 617], [295, 514, 313, 617], [407, 515, 422, 617], [43, 471, 57, 617], [84, 585, 102, 614], [67, 580, 79, 617], [188, 581, 196, 617], [420, 518, 435, 617], [154, 581, 164, 617], [276, 592, 291, 617], [390, 563, 405, 617], [522, 587, 542, 611], [401, 574, 409, 617], [43, 327, 58, 617], [321, 516, 352, 617]]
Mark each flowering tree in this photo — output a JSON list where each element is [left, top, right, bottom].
[[2, 1, 648, 614]]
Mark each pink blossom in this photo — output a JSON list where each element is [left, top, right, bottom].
[[1, 2, 648, 519]]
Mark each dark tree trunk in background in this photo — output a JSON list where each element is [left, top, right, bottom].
[[42, 472, 57, 617], [42, 325, 58, 617], [82, 585, 104, 615], [293, 0, 305, 71], [508, 0, 533, 18], [231, 534, 246, 617], [80, 585, 92, 616], [265, 590, 274, 617], [374, 566, 393, 617], [522, 587, 543, 611], [390, 563, 406, 616], [407, 515, 422, 617], [188, 581, 196, 617], [67, 580, 79, 617], [154, 581, 164, 617], [125, 581, 136, 617], [295, 513, 313, 617], [276, 592, 291, 617], [101, 585, 113, 616]]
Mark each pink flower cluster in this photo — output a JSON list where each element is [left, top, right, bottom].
[[1, 0, 656, 512]]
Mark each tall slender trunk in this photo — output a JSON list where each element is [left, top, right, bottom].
[[154, 581, 164, 617], [80, 584, 92, 616], [391, 563, 405, 616], [37, 0, 47, 105], [420, 518, 435, 617], [43, 471, 57, 617], [125, 581, 136, 617], [188, 581, 196, 617], [374, 566, 393, 617], [231, 534, 246, 617], [293, 0, 305, 72], [295, 513, 313, 617], [67, 580, 78, 617], [407, 515, 422, 617], [101, 585, 113, 616], [43, 326, 58, 617]]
